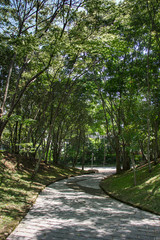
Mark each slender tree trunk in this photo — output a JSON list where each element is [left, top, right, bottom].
[[122, 141, 130, 171], [139, 140, 147, 163], [13, 121, 18, 153], [48, 140, 52, 164], [115, 137, 121, 174], [130, 153, 136, 186], [53, 147, 59, 164], [45, 133, 52, 164], [1, 54, 16, 114], [9, 124, 14, 151], [146, 33, 152, 173], [73, 130, 81, 167], [91, 152, 94, 169], [0, 120, 8, 140], [45, 102, 54, 163], [154, 120, 159, 163], [17, 123, 22, 154], [115, 148, 121, 174], [81, 145, 85, 171], [32, 155, 42, 179], [103, 137, 106, 166]]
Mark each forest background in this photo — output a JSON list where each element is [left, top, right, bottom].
[[0, 0, 160, 174]]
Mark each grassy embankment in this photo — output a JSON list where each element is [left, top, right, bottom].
[[100, 162, 160, 215], [0, 151, 88, 240]]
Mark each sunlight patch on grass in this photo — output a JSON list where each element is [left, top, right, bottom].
[[100, 163, 160, 215], [145, 175, 160, 184]]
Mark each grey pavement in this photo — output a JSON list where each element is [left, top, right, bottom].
[[7, 167, 160, 240]]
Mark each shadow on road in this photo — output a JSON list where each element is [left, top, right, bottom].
[[8, 176, 160, 240]]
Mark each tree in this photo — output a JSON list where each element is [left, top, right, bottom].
[[0, 0, 83, 138], [1, 0, 160, 174]]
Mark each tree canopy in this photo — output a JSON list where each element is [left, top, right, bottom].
[[0, 0, 160, 173]]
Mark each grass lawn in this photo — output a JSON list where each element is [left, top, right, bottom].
[[0, 151, 88, 240], [100, 162, 160, 215]]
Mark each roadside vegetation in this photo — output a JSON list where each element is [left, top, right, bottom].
[[1, 0, 160, 175], [0, 0, 160, 236], [100, 162, 160, 215], [0, 151, 87, 240]]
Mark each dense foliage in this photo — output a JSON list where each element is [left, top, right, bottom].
[[0, 0, 160, 173]]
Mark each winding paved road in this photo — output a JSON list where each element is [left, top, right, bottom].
[[7, 167, 160, 240]]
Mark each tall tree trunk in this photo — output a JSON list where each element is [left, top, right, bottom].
[[154, 120, 159, 163], [0, 120, 8, 140], [130, 153, 136, 186], [138, 140, 147, 163], [146, 33, 152, 172], [73, 130, 81, 167], [45, 103, 54, 163], [1, 54, 16, 114], [115, 137, 121, 174], [32, 155, 42, 179], [13, 121, 18, 153], [45, 133, 52, 164], [53, 147, 59, 165], [122, 141, 130, 171], [17, 123, 22, 154], [81, 144, 85, 171], [0, 62, 52, 140], [103, 137, 106, 166]]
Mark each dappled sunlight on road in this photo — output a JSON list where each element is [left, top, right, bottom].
[[7, 169, 160, 240]]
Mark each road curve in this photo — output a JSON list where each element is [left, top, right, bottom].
[[7, 167, 160, 240]]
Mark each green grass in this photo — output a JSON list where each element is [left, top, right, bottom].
[[100, 162, 160, 215], [0, 152, 87, 240]]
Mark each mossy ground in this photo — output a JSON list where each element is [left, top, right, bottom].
[[100, 162, 160, 215], [0, 151, 87, 240]]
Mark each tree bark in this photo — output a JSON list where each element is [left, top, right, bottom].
[[73, 129, 81, 167], [115, 137, 121, 174], [13, 121, 18, 153], [81, 144, 85, 171], [146, 32, 152, 173], [1, 54, 16, 114], [122, 141, 130, 171], [130, 153, 136, 186]]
